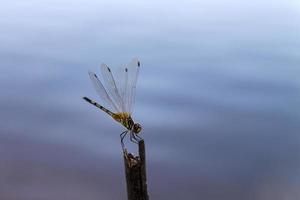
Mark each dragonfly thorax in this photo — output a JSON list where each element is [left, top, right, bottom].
[[112, 112, 141, 133]]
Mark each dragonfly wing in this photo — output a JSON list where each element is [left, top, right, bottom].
[[125, 58, 140, 115], [88, 71, 121, 113], [100, 63, 125, 112], [115, 65, 129, 112]]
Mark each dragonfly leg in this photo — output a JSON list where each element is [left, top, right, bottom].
[[129, 131, 135, 144], [130, 132, 142, 144], [135, 133, 143, 141], [120, 130, 128, 139], [120, 130, 128, 150], [129, 131, 138, 144]]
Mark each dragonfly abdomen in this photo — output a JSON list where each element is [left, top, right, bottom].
[[83, 97, 114, 117]]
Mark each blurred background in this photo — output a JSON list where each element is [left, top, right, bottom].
[[0, 0, 300, 199]]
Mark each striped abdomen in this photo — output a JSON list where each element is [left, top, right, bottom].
[[83, 97, 134, 130], [83, 97, 114, 116]]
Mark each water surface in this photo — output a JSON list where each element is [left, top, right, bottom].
[[0, 0, 300, 199]]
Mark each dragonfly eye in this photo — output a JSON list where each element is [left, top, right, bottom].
[[133, 123, 142, 133]]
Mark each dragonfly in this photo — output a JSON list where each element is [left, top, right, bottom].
[[83, 58, 142, 150]]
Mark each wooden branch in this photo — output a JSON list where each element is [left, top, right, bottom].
[[123, 140, 149, 200]]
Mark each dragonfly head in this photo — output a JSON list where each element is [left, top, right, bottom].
[[133, 123, 142, 134]]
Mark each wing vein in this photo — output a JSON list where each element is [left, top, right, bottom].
[[88, 71, 119, 113]]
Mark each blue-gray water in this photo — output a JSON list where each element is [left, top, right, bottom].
[[0, 0, 300, 199]]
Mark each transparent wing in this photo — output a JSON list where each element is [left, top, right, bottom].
[[88, 71, 121, 113], [125, 58, 140, 115], [100, 63, 125, 112], [115, 65, 128, 112]]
